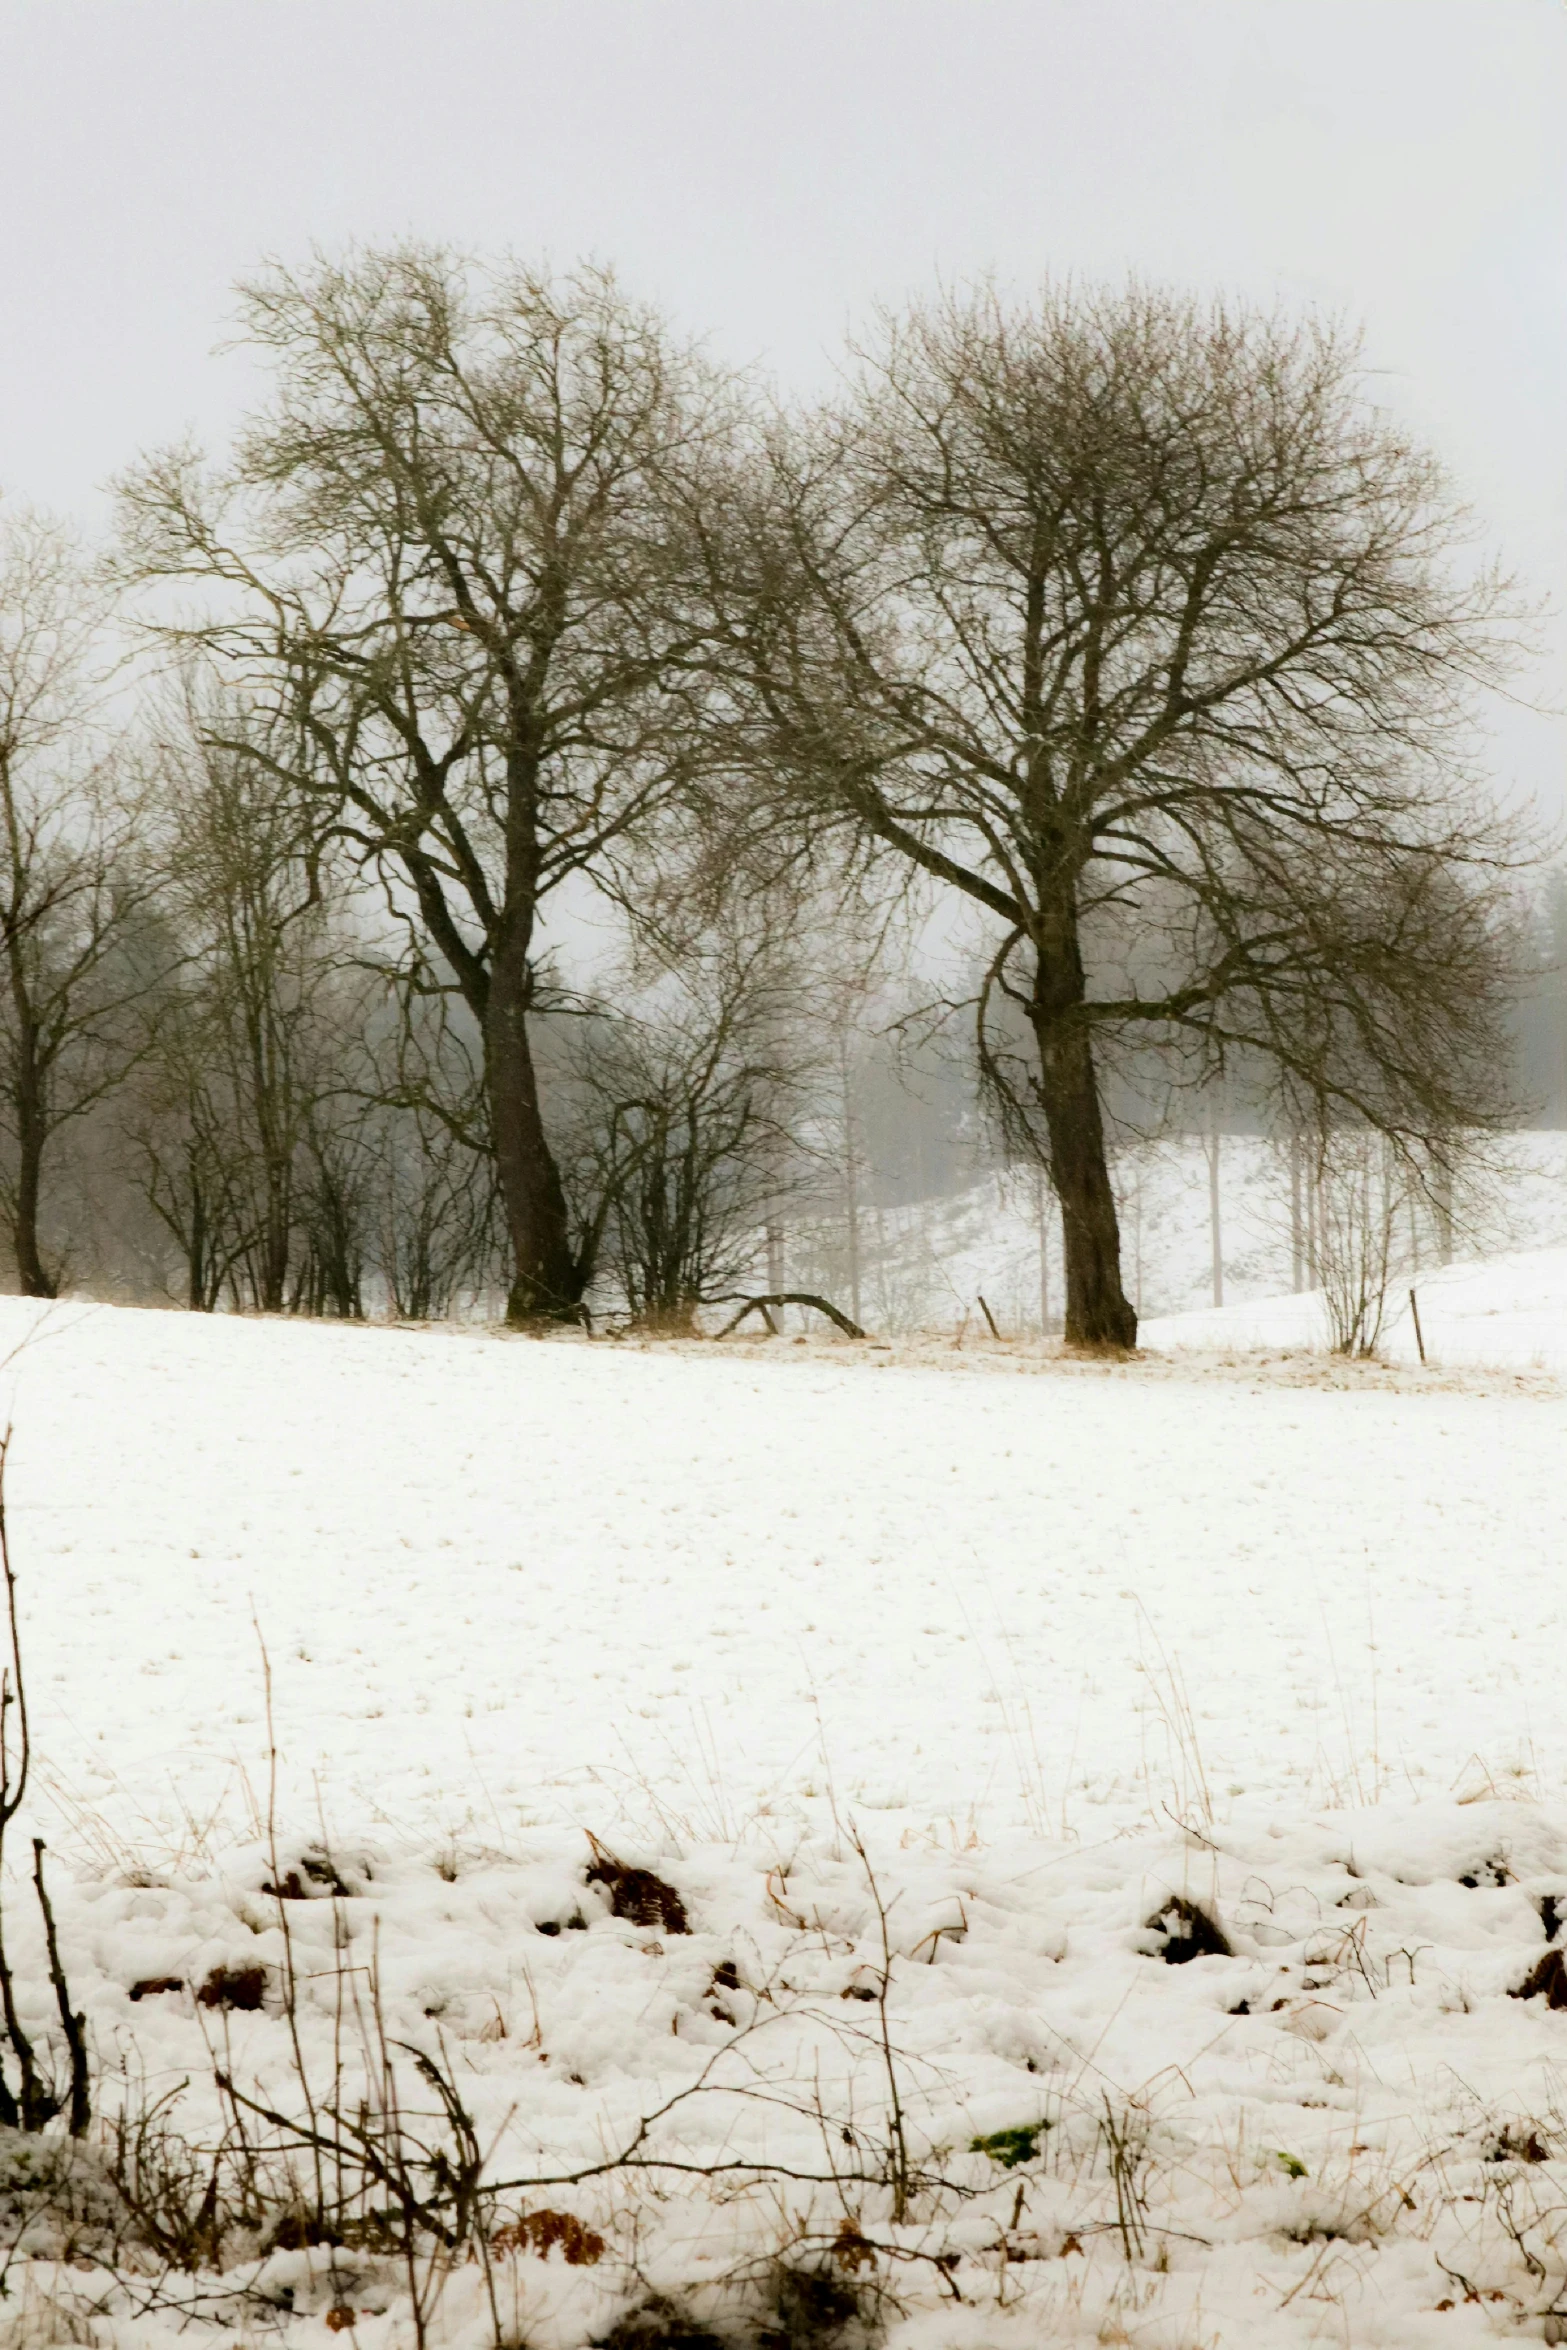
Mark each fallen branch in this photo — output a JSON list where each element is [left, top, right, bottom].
[[713, 1293, 866, 1340]]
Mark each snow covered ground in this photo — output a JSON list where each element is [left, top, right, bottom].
[[0, 1295, 1566, 2342], [7, 1293, 1564, 1846]]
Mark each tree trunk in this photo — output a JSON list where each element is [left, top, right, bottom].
[[840, 1040, 863, 1332], [187, 1168, 209, 1312], [12, 1128, 53, 1301], [257, 1178, 290, 1313], [1, 917, 54, 1302], [1028, 917, 1136, 1350], [10, 1017, 55, 1301], [247, 1031, 293, 1313], [486, 915, 581, 1324]]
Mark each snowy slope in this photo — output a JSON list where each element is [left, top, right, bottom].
[[0, 1300, 1562, 2342], [1143, 1243, 1567, 1370]]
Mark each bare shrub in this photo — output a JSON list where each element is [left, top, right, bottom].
[[106, 2081, 248, 2271], [1312, 1129, 1411, 1356], [571, 931, 814, 1334]]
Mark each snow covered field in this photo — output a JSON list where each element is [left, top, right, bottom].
[[3, 1294, 1567, 2343], [9, 1290, 1565, 1845]]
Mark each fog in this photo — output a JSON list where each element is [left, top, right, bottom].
[[0, 0, 1562, 1324], [1, 0, 1560, 824]]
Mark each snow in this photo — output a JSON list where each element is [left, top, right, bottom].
[[0, 1287, 1565, 2341], [9, 1291, 1565, 1842], [1144, 1242, 1567, 1373]]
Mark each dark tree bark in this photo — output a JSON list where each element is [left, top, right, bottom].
[[1027, 925, 1135, 1348], [7, 1018, 54, 1300], [486, 917, 579, 1317]]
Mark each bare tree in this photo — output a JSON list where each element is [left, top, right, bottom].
[[349, 978, 505, 1318], [370, 1100, 498, 1320], [290, 1109, 372, 1318], [711, 285, 1527, 1345], [118, 247, 732, 1324], [129, 688, 366, 1312], [571, 935, 811, 1333], [0, 506, 152, 1296], [124, 985, 255, 1310]]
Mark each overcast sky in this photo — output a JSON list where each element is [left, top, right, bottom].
[[1, 0, 1561, 817]]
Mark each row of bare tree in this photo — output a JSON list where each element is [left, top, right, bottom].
[[0, 250, 1538, 1343]]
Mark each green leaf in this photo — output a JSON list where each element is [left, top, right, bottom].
[[970, 2124, 1046, 2169]]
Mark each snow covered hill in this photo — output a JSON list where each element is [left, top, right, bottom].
[[0, 1299, 1563, 2343], [1142, 1242, 1567, 1372]]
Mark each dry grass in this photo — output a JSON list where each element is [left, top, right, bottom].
[[551, 1322, 1565, 1400]]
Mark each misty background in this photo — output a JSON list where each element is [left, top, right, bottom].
[[0, 0, 1562, 1324]]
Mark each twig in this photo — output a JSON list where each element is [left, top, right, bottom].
[[0, 1429, 59, 2129], [253, 1613, 325, 2219], [33, 1840, 89, 2136], [847, 1821, 912, 2221]]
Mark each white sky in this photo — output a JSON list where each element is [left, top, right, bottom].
[[1, 0, 1562, 820]]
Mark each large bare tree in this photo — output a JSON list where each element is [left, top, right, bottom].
[[117, 248, 727, 1321], [712, 286, 1527, 1346]]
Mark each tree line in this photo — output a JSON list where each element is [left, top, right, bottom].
[[0, 249, 1547, 1346]]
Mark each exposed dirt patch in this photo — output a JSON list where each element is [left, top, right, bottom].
[[586, 1838, 690, 1934]]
